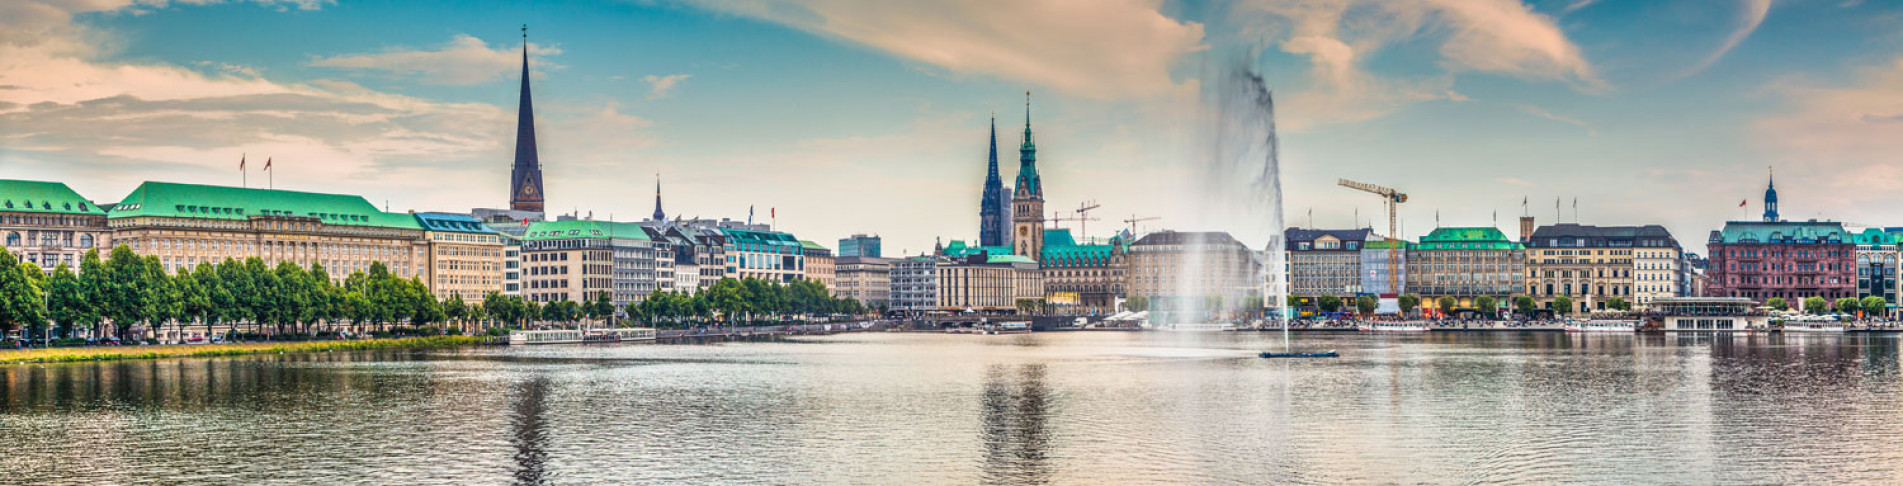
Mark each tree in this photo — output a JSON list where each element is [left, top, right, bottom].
[[1317, 295, 1343, 313], [44, 264, 86, 339], [1354, 295, 1376, 316], [1861, 296, 1887, 318], [1606, 297, 1627, 312], [1399, 294, 1420, 315], [1437, 296, 1457, 316], [1766, 297, 1789, 311], [1015, 298, 1037, 315], [588, 290, 616, 325], [705, 278, 750, 324], [77, 249, 109, 338], [0, 250, 46, 340], [1474, 296, 1498, 317], [1836, 297, 1862, 315], [1804, 296, 1829, 315], [1553, 296, 1574, 315], [1514, 296, 1537, 318], [1123, 295, 1149, 312]]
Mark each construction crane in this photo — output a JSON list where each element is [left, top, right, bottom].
[[1123, 215, 1160, 236], [1045, 210, 1100, 233], [1338, 178, 1409, 296], [1073, 200, 1101, 239]]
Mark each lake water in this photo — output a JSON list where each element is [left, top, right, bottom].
[[3, 331, 1901, 485]]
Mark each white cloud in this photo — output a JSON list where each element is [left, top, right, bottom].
[[1755, 57, 1903, 197], [309, 34, 560, 85], [643, 74, 691, 99], [1509, 103, 1596, 135], [675, 0, 1205, 99], [1669, 0, 1772, 81]]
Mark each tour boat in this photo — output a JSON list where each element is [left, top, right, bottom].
[[508, 329, 585, 345], [1358, 321, 1429, 332], [587, 327, 658, 342], [1564, 320, 1637, 333], [984, 322, 1032, 335], [1780, 322, 1847, 333], [1158, 322, 1237, 332], [1260, 350, 1339, 358]]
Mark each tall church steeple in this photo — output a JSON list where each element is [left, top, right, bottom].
[[1012, 91, 1046, 263], [652, 174, 666, 222], [509, 25, 546, 213], [980, 115, 1008, 247], [1762, 166, 1779, 222]]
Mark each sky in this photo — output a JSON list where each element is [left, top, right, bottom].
[[3, 0, 1902, 256]]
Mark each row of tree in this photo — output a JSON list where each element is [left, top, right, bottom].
[[1764, 296, 1888, 316], [0, 245, 876, 343]]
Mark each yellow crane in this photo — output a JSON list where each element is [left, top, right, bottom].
[[1338, 178, 1408, 295]]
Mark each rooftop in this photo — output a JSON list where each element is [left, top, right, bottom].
[[414, 212, 500, 234], [520, 220, 653, 241], [107, 181, 421, 230], [0, 180, 103, 215], [1712, 220, 1850, 245], [1526, 223, 1677, 248], [1411, 227, 1524, 251]]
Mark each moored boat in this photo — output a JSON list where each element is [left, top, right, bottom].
[[1780, 322, 1847, 333], [1565, 320, 1637, 333], [1358, 321, 1429, 332], [509, 329, 585, 345], [1259, 350, 1339, 358]]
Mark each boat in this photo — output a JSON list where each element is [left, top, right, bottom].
[[1260, 350, 1339, 358], [1358, 321, 1429, 332], [587, 327, 658, 342], [1780, 322, 1847, 333], [984, 322, 1032, 335], [508, 329, 585, 345], [1564, 320, 1637, 333], [1158, 322, 1237, 332]]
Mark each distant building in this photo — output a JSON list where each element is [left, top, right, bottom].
[[935, 253, 1044, 312], [1037, 230, 1126, 315], [1285, 227, 1370, 299], [1359, 239, 1407, 296], [508, 30, 546, 215], [518, 220, 658, 310], [1125, 230, 1260, 304], [413, 212, 505, 304], [721, 228, 804, 283], [1406, 227, 1525, 308], [838, 234, 882, 258], [106, 181, 425, 280], [979, 116, 1011, 248], [0, 180, 111, 273], [835, 256, 892, 308], [1705, 174, 1856, 304], [1852, 229, 1899, 306], [801, 240, 835, 290], [1011, 94, 1046, 263], [1524, 222, 1680, 312], [889, 256, 938, 314]]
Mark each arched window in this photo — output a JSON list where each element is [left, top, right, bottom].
[[79, 234, 94, 248], [4, 232, 17, 247]]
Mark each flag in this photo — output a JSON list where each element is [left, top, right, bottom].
[[748, 205, 754, 224], [263, 158, 272, 171], [1739, 199, 1747, 207], [239, 154, 246, 171], [771, 207, 776, 219]]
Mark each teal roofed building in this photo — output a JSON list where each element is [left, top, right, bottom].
[[103, 181, 429, 282], [720, 227, 805, 283], [1, 179, 113, 273], [414, 212, 506, 305], [1038, 228, 1127, 315], [520, 219, 659, 310], [1404, 227, 1526, 306], [1705, 220, 1857, 303], [1853, 228, 1900, 305]]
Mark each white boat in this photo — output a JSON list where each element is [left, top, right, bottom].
[[1358, 321, 1429, 332], [1780, 322, 1847, 333], [985, 322, 1032, 335], [1565, 320, 1636, 333], [586, 327, 658, 342], [509, 329, 585, 345]]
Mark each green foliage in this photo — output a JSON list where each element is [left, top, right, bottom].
[[1399, 294, 1421, 314], [1514, 295, 1537, 316], [1605, 297, 1627, 311], [1354, 295, 1376, 315], [1474, 296, 1498, 316], [1766, 297, 1788, 311], [1437, 296, 1458, 315], [1317, 295, 1343, 313], [1553, 296, 1574, 315], [0, 249, 47, 337], [1835, 297, 1862, 315], [1123, 295, 1149, 312], [1861, 296, 1887, 317], [1804, 296, 1829, 314]]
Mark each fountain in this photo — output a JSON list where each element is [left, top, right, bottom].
[[1152, 63, 1287, 331]]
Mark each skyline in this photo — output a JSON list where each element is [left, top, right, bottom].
[[5, 0, 1903, 254]]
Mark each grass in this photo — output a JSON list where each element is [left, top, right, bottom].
[[0, 336, 490, 365]]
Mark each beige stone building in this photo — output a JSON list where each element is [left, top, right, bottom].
[[801, 240, 835, 290], [105, 182, 425, 280], [1125, 231, 1261, 304], [414, 212, 506, 303], [935, 254, 1044, 312], [1406, 227, 1526, 309], [1524, 223, 1680, 312], [834, 256, 891, 308], [1, 180, 112, 273]]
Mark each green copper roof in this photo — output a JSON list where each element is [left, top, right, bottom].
[[1362, 239, 1408, 250], [942, 240, 1013, 259], [721, 228, 800, 248], [520, 220, 652, 241], [1852, 228, 1896, 246], [414, 212, 498, 234], [798, 239, 829, 250], [108, 181, 421, 229], [1044, 229, 1076, 247], [0, 180, 104, 215], [1409, 227, 1523, 251], [987, 254, 1036, 264], [1716, 221, 1849, 244]]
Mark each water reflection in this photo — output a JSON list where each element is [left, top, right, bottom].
[[510, 376, 553, 486], [981, 364, 1051, 485]]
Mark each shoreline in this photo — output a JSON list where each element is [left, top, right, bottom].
[[0, 336, 490, 366]]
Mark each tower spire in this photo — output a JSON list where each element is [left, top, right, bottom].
[[1762, 165, 1779, 222], [652, 173, 665, 222], [980, 113, 1007, 247], [508, 24, 545, 213]]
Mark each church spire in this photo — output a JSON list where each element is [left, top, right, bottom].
[[1015, 91, 1041, 197], [652, 173, 666, 222], [508, 24, 546, 213]]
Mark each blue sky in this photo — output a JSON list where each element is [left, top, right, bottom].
[[4, 0, 1902, 254]]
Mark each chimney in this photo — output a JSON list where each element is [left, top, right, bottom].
[[1519, 216, 1536, 243]]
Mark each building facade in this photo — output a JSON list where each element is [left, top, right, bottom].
[[838, 234, 882, 258], [1705, 221, 1855, 303], [1406, 227, 1526, 308], [889, 256, 938, 314], [1524, 223, 1679, 312], [1, 180, 112, 273], [1285, 228, 1369, 299], [722, 228, 804, 283], [1853, 229, 1900, 306], [801, 240, 835, 289], [414, 212, 505, 303], [935, 254, 1044, 312], [834, 256, 892, 308], [1125, 231, 1261, 304], [1037, 229, 1126, 315], [106, 182, 425, 280], [1011, 96, 1046, 263], [1358, 240, 1406, 296], [518, 220, 658, 310]]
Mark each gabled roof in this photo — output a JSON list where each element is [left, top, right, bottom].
[[721, 227, 800, 248], [1130, 231, 1248, 248], [1526, 223, 1677, 248], [107, 181, 421, 229], [520, 220, 652, 241], [0, 180, 103, 215], [1044, 228, 1077, 247], [414, 212, 499, 234], [798, 239, 829, 251], [1284, 227, 1372, 250]]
